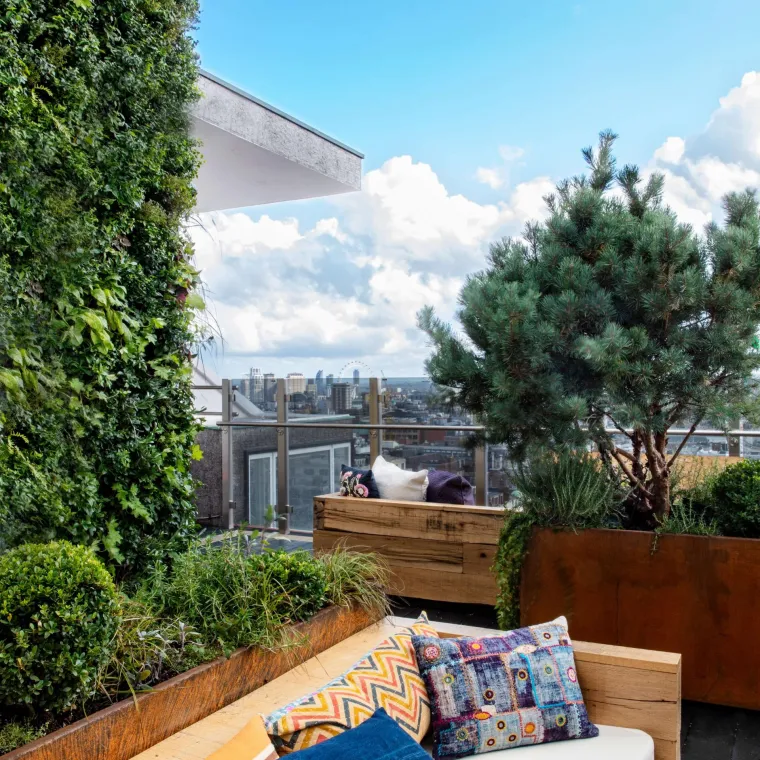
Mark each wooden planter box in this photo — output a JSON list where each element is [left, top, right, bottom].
[[313, 494, 504, 605], [2, 605, 380, 760], [520, 528, 760, 710]]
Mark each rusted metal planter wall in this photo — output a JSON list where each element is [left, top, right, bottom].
[[2, 605, 380, 760], [520, 528, 760, 709]]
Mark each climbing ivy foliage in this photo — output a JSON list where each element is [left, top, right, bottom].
[[0, 0, 203, 575]]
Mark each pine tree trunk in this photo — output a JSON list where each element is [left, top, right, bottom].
[[647, 431, 671, 522], [650, 470, 671, 521]]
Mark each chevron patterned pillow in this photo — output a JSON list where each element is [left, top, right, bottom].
[[265, 614, 438, 754]]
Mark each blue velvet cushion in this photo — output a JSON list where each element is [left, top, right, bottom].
[[340, 464, 380, 498], [290, 708, 429, 759]]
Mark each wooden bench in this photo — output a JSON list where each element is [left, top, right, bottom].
[[130, 617, 681, 760], [313, 494, 504, 604]]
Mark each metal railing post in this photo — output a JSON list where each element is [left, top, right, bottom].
[[728, 417, 743, 457], [369, 377, 382, 465], [276, 379, 291, 534], [221, 379, 235, 530], [474, 443, 489, 506]]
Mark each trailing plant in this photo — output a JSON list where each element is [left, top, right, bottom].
[[0, 0, 203, 575], [0, 542, 119, 715], [420, 131, 760, 529], [493, 509, 535, 631], [493, 451, 620, 630]]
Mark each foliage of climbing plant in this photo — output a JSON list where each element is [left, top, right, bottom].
[[492, 508, 535, 631], [0, 0, 203, 575]]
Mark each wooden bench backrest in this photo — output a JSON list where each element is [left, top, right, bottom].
[[131, 618, 680, 760], [314, 494, 505, 604]]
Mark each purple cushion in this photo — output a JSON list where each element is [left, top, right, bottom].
[[426, 470, 475, 505]]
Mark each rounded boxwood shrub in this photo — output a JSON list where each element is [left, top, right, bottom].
[[255, 549, 328, 621], [708, 460, 760, 538], [0, 541, 119, 714]]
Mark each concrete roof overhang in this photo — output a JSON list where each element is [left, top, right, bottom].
[[191, 71, 363, 213]]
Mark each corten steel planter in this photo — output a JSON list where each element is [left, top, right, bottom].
[[520, 527, 760, 709], [2, 605, 381, 760]]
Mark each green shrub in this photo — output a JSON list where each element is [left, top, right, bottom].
[[97, 594, 210, 700], [0, 719, 49, 754], [512, 450, 619, 528], [655, 498, 719, 537], [706, 459, 760, 537], [0, 0, 203, 576], [142, 536, 329, 651], [253, 549, 329, 621], [0, 542, 119, 714]]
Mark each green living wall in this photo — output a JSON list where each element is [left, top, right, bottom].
[[0, 0, 203, 575]]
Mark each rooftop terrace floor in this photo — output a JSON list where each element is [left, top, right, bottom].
[[393, 598, 760, 760]]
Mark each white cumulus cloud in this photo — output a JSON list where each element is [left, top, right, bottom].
[[192, 71, 760, 376]]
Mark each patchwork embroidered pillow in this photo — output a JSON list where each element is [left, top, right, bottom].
[[265, 614, 438, 753], [207, 713, 277, 760], [340, 465, 380, 498], [412, 617, 598, 759]]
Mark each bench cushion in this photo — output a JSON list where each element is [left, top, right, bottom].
[[423, 726, 654, 759]]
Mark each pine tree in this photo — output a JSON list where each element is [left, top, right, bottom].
[[419, 132, 760, 526]]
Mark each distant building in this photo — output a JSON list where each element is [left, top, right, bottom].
[[326, 374, 334, 390], [286, 373, 306, 394], [316, 369, 325, 396], [331, 382, 353, 413], [240, 367, 264, 403], [263, 373, 276, 402], [353, 368, 360, 386]]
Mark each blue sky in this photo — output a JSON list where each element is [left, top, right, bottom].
[[192, 1, 760, 379]]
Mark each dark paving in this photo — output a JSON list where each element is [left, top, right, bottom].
[[392, 598, 760, 760]]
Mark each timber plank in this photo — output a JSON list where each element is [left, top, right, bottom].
[[389, 565, 498, 605], [313, 530, 464, 572], [574, 640, 681, 674], [578, 662, 680, 739], [314, 495, 504, 544], [462, 543, 497, 576]]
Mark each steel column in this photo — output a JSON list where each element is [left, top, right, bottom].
[[369, 377, 382, 465], [474, 443, 489, 507], [220, 378, 235, 530], [276, 379, 291, 534], [728, 417, 743, 457]]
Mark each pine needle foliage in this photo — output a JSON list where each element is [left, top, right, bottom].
[[0, 0, 203, 573], [420, 132, 760, 526]]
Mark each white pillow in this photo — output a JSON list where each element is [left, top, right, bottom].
[[372, 455, 428, 502]]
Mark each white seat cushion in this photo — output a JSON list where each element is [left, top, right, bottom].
[[372, 455, 429, 501], [423, 725, 654, 759]]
